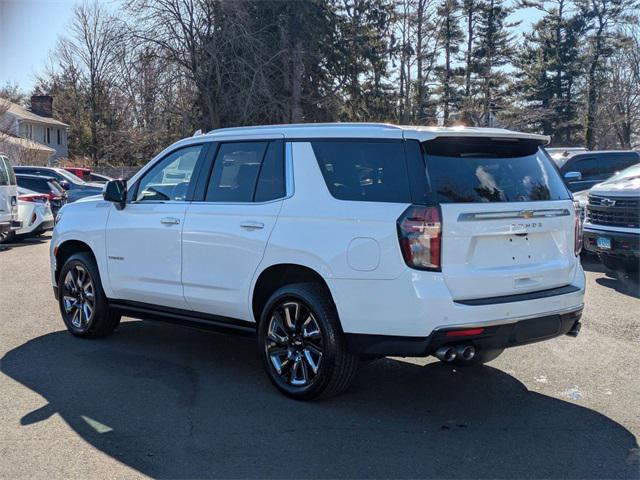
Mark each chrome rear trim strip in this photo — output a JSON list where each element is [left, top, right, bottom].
[[458, 208, 571, 221]]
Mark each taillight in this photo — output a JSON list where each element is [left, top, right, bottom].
[[18, 194, 48, 203], [397, 205, 442, 270], [573, 200, 583, 256]]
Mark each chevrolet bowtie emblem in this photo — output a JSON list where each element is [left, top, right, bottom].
[[600, 198, 616, 207], [520, 210, 535, 219]]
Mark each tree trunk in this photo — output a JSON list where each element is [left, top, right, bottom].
[[443, 12, 451, 126], [291, 38, 304, 123], [416, 0, 424, 122], [585, 20, 605, 150]]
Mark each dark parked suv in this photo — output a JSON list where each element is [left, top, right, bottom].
[[558, 151, 640, 192]]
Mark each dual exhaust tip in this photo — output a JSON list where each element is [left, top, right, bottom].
[[435, 345, 476, 363]]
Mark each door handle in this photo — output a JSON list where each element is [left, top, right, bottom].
[[160, 217, 181, 225], [240, 221, 264, 230]]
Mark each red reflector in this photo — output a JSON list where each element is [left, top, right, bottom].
[[446, 328, 485, 337]]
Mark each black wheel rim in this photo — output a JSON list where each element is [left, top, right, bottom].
[[265, 300, 323, 388], [61, 264, 95, 330]]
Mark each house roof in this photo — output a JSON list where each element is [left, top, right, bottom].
[[0, 133, 56, 153], [2, 100, 69, 128]]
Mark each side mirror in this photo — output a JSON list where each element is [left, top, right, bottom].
[[59, 180, 71, 190], [103, 179, 127, 210], [564, 171, 582, 181]]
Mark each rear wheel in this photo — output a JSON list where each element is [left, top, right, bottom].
[[258, 283, 359, 400], [58, 252, 120, 338]]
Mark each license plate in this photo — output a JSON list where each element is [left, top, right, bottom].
[[597, 236, 611, 250]]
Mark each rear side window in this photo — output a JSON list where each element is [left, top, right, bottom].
[[255, 141, 285, 202], [0, 158, 8, 186], [1, 157, 16, 185], [206, 142, 267, 202], [18, 177, 38, 191], [423, 137, 570, 203], [566, 153, 639, 180], [311, 141, 411, 203]]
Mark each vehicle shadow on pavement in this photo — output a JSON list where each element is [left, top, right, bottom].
[[2, 320, 638, 479], [581, 257, 640, 299], [0, 234, 51, 252]]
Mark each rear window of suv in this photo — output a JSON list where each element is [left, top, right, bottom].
[[423, 137, 570, 203], [311, 140, 411, 203]]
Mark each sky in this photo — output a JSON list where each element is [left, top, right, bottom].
[[0, 0, 543, 95]]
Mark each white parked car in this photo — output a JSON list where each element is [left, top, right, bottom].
[[50, 124, 585, 399], [14, 187, 55, 237], [0, 154, 20, 243]]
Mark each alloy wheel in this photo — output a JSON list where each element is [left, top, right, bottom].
[[61, 264, 95, 330], [265, 300, 324, 387]]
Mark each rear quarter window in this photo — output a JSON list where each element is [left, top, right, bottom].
[[0, 158, 8, 186], [311, 140, 411, 203], [423, 137, 570, 203]]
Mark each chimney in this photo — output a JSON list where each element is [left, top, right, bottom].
[[31, 95, 53, 118]]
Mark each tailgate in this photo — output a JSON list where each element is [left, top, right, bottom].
[[440, 200, 577, 300]]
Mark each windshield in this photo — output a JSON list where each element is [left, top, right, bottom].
[[605, 163, 640, 183], [57, 169, 86, 184], [423, 138, 571, 203], [48, 180, 65, 194]]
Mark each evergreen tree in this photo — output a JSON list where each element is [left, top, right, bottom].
[[435, 0, 465, 125], [473, 0, 520, 126], [515, 1, 586, 144]]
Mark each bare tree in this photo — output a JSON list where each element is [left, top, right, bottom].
[[56, 1, 122, 164], [599, 25, 640, 148]]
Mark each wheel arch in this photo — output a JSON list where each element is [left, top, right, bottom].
[[54, 239, 98, 284], [251, 263, 338, 326]]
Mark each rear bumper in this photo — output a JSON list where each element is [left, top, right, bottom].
[[34, 219, 55, 233], [0, 222, 11, 234], [346, 305, 583, 357], [583, 227, 640, 257], [329, 262, 585, 338]]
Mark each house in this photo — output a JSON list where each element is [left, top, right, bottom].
[[0, 95, 69, 165]]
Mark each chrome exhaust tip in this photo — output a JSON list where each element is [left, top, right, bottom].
[[455, 345, 476, 362], [435, 346, 457, 362]]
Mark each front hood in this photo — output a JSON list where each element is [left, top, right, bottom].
[[75, 194, 103, 203], [589, 176, 640, 197]]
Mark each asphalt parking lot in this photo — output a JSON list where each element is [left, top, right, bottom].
[[0, 236, 638, 479]]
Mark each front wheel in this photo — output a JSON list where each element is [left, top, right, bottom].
[[258, 283, 359, 400], [58, 252, 121, 338]]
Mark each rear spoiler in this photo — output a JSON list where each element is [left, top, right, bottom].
[[403, 128, 550, 145]]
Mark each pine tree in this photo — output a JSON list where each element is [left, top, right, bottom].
[[473, 0, 519, 126], [515, 0, 586, 144], [435, 0, 465, 125]]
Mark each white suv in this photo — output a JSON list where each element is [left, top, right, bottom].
[[50, 124, 585, 399], [0, 154, 20, 243]]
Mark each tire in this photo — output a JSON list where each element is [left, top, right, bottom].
[[0, 230, 15, 244], [58, 252, 121, 338], [258, 282, 359, 400], [601, 255, 639, 274], [452, 347, 504, 367]]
